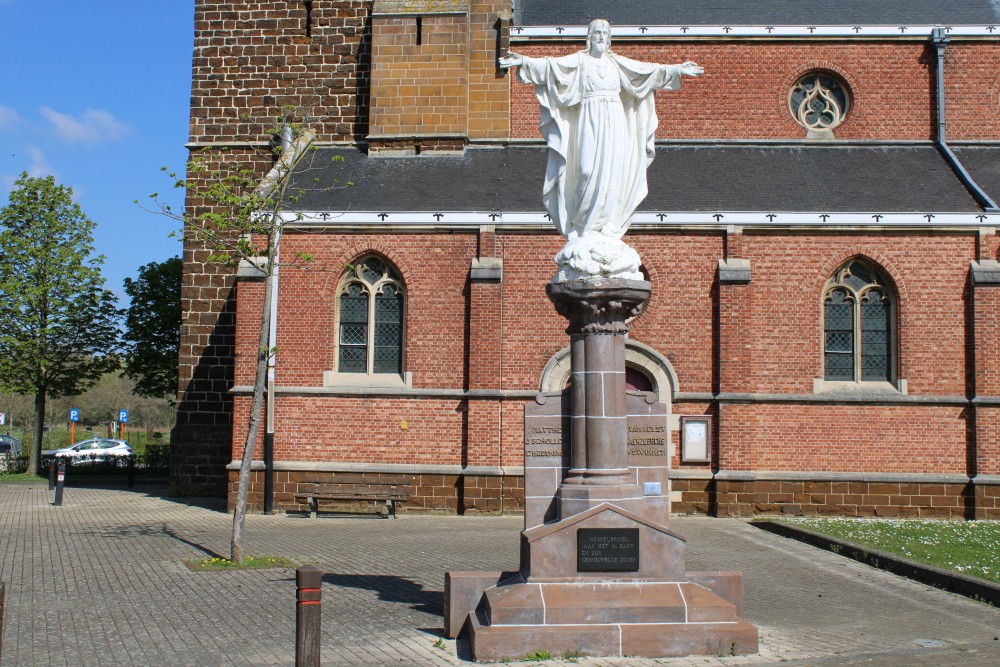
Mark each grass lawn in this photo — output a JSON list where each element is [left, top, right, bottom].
[[0, 472, 47, 484], [786, 517, 1000, 584], [185, 555, 297, 571]]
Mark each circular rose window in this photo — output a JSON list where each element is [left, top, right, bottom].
[[789, 72, 850, 137]]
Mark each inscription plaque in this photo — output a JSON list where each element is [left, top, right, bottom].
[[577, 528, 640, 572]]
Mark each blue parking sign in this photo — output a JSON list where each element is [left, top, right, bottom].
[[118, 410, 129, 423], [69, 409, 80, 423]]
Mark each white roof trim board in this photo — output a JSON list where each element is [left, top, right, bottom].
[[512, 25, 1000, 39], [283, 211, 998, 227]]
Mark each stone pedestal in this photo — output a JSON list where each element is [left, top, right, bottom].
[[550, 279, 656, 520], [446, 278, 758, 660]]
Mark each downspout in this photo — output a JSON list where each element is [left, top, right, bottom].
[[932, 28, 1000, 212], [263, 225, 281, 515], [257, 127, 317, 513]]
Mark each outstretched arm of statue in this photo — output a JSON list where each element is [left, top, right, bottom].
[[498, 51, 527, 69], [679, 61, 704, 77]]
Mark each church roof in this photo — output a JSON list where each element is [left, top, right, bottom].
[[285, 144, 984, 214], [952, 146, 1000, 204], [513, 1, 1000, 27]]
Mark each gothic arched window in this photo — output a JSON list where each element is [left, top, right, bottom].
[[823, 259, 894, 383], [335, 256, 405, 376]]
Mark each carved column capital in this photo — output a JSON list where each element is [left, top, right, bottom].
[[546, 278, 652, 335]]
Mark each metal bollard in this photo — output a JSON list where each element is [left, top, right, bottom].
[[127, 456, 135, 489], [53, 460, 66, 506], [48, 459, 56, 491], [295, 565, 322, 667]]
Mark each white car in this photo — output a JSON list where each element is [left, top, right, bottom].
[[51, 438, 134, 467]]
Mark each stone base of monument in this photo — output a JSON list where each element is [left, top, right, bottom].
[[445, 504, 758, 660], [444, 277, 757, 660]]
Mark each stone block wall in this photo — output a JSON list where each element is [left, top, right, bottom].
[[177, 1, 376, 495], [234, 469, 524, 514], [672, 477, 975, 519], [173, 147, 275, 497], [190, 0, 373, 143], [368, 1, 510, 148], [467, 1, 510, 139], [370, 14, 470, 138]]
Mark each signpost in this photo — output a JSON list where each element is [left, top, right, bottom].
[[69, 408, 80, 444], [118, 410, 129, 439]]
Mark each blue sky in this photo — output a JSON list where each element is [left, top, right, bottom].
[[0, 1, 193, 303]]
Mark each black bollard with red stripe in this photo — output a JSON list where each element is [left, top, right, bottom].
[[296, 565, 322, 666], [53, 460, 66, 507]]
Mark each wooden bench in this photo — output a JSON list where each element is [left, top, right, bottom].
[[293, 475, 414, 519]]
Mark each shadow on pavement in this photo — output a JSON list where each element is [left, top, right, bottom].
[[323, 572, 443, 614], [71, 523, 226, 560]]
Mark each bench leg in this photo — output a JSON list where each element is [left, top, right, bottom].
[[387, 499, 396, 519], [309, 497, 318, 519]]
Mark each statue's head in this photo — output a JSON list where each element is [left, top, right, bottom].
[[587, 19, 611, 54]]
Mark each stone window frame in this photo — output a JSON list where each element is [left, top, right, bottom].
[[788, 69, 851, 139], [815, 258, 903, 394], [324, 254, 411, 389]]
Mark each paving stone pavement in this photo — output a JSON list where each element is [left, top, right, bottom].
[[1, 482, 1000, 666]]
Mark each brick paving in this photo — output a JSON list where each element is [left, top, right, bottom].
[[1, 482, 999, 666]]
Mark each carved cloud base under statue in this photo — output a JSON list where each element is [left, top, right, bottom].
[[445, 279, 758, 660], [553, 234, 643, 283]]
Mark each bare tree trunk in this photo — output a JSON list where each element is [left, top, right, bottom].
[[228, 129, 314, 563], [29, 389, 45, 476], [230, 253, 276, 563]]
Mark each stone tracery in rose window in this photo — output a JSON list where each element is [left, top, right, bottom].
[[789, 72, 850, 138]]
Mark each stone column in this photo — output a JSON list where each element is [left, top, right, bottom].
[[547, 278, 651, 517]]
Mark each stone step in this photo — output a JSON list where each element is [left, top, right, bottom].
[[469, 609, 759, 661], [484, 581, 738, 626]]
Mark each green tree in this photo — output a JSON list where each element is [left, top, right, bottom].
[[0, 173, 121, 475], [123, 257, 182, 399]]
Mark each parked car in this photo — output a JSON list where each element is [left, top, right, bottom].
[[50, 438, 134, 467], [0, 434, 22, 457]]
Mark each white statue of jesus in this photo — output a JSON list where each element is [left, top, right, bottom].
[[500, 20, 703, 282]]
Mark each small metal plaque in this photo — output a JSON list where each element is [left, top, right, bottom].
[[577, 528, 640, 572]]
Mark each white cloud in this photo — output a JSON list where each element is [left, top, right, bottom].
[[0, 147, 54, 198], [25, 146, 57, 179], [0, 104, 21, 130], [40, 107, 132, 144]]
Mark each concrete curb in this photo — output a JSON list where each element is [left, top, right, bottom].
[[752, 520, 1000, 606]]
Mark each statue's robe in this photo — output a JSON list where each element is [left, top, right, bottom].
[[517, 51, 682, 241]]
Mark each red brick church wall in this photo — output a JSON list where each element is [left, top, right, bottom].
[[511, 41, 1000, 141], [230, 226, 986, 517]]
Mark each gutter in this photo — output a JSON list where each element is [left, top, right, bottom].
[[932, 28, 1000, 212]]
